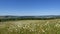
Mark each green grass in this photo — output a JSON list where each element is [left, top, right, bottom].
[[0, 19, 60, 34]]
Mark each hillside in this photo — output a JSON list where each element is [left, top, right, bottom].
[[0, 15, 60, 22], [0, 19, 60, 34]]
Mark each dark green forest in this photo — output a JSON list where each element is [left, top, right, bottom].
[[0, 16, 60, 22]]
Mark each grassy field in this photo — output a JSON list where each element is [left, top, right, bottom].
[[0, 19, 60, 34]]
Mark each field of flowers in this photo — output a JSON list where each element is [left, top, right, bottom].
[[0, 19, 60, 34]]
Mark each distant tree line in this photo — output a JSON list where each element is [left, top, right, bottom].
[[0, 17, 60, 22]]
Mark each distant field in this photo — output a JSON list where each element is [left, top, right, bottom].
[[0, 19, 60, 34]]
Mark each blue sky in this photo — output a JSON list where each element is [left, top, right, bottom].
[[0, 0, 60, 16]]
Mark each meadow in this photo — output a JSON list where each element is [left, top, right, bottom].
[[0, 19, 60, 34]]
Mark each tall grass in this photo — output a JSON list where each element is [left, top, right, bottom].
[[0, 19, 60, 34]]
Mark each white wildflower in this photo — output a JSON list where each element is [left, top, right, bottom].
[[23, 27, 26, 29], [16, 29, 18, 31], [27, 26, 30, 27], [41, 29, 45, 32], [55, 24, 60, 27], [17, 25, 20, 27], [45, 21, 49, 25], [32, 30, 34, 31]]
